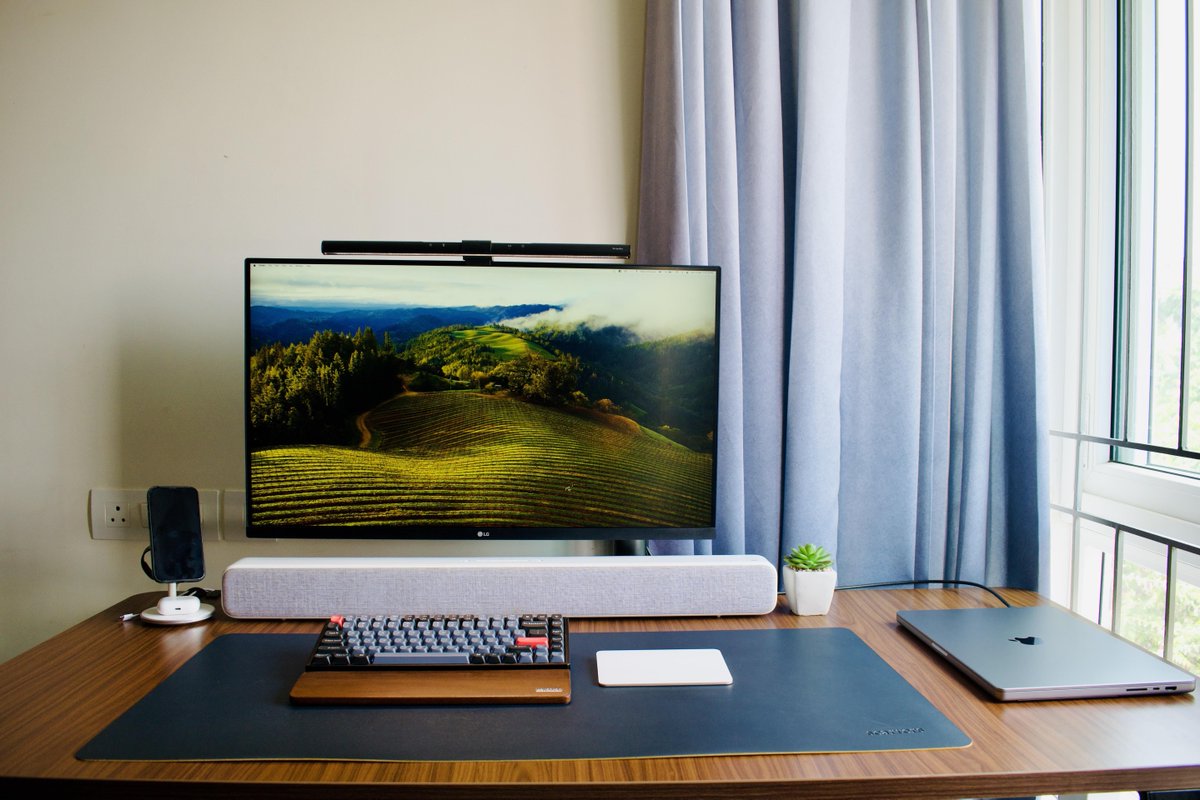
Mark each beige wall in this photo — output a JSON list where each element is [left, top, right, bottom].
[[0, 0, 646, 662]]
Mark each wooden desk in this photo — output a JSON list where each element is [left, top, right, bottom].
[[0, 587, 1196, 799]]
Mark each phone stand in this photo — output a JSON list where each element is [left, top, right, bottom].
[[140, 582, 215, 626]]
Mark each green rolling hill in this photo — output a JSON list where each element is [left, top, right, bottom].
[[250, 390, 713, 529]]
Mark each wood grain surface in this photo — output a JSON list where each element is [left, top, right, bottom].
[[289, 663, 572, 704], [1, 586, 1196, 799]]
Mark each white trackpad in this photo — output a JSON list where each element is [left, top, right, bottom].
[[596, 648, 733, 687]]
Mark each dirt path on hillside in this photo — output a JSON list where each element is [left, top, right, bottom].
[[356, 411, 372, 448]]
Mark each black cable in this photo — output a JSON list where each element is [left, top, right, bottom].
[[836, 579, 1012, 607], [139, 546, 155, 580], [182, 587, 221, 599]]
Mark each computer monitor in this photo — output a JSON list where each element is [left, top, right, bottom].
[[245, 257, 720, 542]]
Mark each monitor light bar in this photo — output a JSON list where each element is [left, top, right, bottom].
[[320, 240, 631, 262]]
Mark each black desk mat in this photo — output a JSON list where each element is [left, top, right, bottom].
[[77, 628, 970, 762]]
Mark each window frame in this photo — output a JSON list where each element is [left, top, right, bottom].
[[1044, 0, 1200, 606], [1110, 0, 1200, 476]]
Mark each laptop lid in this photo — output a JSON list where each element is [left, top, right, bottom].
[[896, 604, 1196, 701]]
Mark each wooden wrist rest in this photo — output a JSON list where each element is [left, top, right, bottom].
[[289, 668, 572, 706]]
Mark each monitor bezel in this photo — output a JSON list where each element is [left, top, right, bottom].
[[243, 256, 721, 542]]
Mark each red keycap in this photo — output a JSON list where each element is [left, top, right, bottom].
[[516, 636, 548, 648]]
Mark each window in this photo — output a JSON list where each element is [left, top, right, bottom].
[[1043, 0, 1200, 674], [1114, 0, 1200, 477]]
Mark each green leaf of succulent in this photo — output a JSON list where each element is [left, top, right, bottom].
[[784, 543, 833, 571]]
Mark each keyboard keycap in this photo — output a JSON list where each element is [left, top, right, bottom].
[[371, 652, 472, 665]]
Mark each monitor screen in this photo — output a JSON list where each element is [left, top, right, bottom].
[[245, 257, 720, 540]]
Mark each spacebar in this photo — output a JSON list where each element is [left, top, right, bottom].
[[370, 652, 472, 665]]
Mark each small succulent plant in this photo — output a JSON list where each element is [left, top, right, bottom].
[[784, 543, 834, 572]]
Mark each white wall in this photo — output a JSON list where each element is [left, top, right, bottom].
[[0, 0, 646, 662]]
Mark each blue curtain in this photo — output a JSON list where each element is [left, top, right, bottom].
[[637, 0, 1050, 592]]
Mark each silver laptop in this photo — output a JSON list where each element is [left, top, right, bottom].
[[896, 604, 1196, 701]]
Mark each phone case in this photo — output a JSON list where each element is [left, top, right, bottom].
[[147, 486, 205, 583]]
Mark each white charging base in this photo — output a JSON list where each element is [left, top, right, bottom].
[[140, 588, 214, 625], [140, 603, 215, 625]]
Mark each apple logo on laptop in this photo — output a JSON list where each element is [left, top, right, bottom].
[[1009, 635, 1042, 645]]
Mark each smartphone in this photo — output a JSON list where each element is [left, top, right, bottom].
[[146, 486, 205, 583]]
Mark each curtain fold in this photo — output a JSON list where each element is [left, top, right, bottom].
[[636, 0, 1049, 591]]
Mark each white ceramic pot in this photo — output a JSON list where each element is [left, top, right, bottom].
[[783, 567, 837, 616]]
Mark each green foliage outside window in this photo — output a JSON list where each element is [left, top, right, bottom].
[[1117, 560, 1200, 674]]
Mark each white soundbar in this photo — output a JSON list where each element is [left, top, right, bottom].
[[221, 555, 779, 619]]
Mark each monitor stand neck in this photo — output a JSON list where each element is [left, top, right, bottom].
[[612, 539, 648, 556]]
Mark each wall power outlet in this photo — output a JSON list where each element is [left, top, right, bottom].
[[88, 488, 220, 541]]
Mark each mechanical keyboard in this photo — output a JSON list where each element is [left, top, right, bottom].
[[289, 613, 573, 706], [305, 613, 569, 668]]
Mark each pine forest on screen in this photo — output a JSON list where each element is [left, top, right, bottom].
[[247, 263, 718, 532]]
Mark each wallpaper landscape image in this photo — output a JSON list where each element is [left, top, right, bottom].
[[247, 262, 718, 534]]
